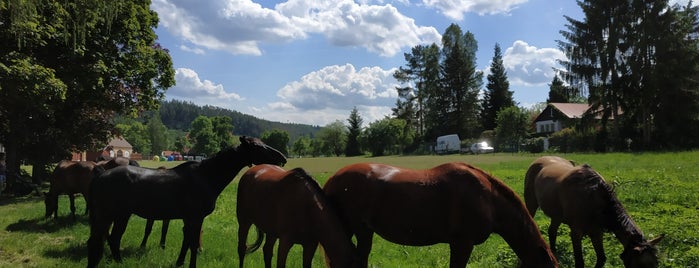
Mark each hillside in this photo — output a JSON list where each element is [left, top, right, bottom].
[[158, 99, 321, 141]]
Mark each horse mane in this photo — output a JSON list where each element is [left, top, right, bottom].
[[289, 168, 328, 210], [579, 165, 645, 244]]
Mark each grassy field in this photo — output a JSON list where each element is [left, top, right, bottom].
[[0, 152, 697, 267]]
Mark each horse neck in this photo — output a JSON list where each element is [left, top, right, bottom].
[[316, 211, 355, 267], [604, 196, 646, 248], [197, 149, 248, 194], [490, 178, 557, 266]]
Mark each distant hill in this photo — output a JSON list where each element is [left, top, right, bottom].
[[158, 99, 321, 142]]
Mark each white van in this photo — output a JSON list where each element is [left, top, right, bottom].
[[435, 134, 461, 154]]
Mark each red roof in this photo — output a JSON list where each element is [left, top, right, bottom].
[[549, 103, 590, 119]]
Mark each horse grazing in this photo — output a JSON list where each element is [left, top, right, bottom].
[[524, 156, 663, 268], [45, 160, 100, 220], [237, 164, 357, 268], [87, 136, 287, 268], [323, 162, 558, 268]]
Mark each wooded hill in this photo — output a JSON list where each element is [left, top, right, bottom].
[[158, 99, 321, 142]]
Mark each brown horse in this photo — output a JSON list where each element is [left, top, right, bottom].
[[524, 156, 664, 268], [87, 136, 286, 268], [323, 162, 558, 268], [45, 160, 100, 220], [237, 164, 357, 268]]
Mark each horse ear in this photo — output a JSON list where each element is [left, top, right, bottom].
[[648, 234, 665, 246]]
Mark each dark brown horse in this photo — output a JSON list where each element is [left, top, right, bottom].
[[323, 162, 558, 268], [237, 164, 357, 268], [87, 136, 286, 268], [45, 160, 100, 220], [524, 156, 663, 268]]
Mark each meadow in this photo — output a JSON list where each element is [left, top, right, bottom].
[[0, 151, 697, 267]]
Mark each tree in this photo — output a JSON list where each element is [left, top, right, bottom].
[[434, 24, 482, 139], [547, 75, 570, 103], [116, 120, 151, 155], [317, 120, 347, 157], [210, 116, 235, 148], [261, 129, 290, 156], [481, 43, 515, 131], [189, 116, 218, 156], [0, 1, 175, 183], [494, 106, 529, 152], [362, 117, 412, 156], [345, 107, 363, 156], [291, 135, 311, 157], [148, 113, 171, 156]]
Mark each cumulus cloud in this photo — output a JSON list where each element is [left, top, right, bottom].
[[245, 64, 399, 125], [501, 40, 566, 87], [168, 68, 244, 104], [422, 0, 529, 20], [152, 0, 440, 56]]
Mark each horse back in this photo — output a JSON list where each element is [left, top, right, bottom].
[[324, 162, 497, 246], [50, 160, 97, 195], [238, 165, 330, 242]]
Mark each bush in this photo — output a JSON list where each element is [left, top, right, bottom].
[[523, 137, 545, 153], [548, 127, 595, 152]]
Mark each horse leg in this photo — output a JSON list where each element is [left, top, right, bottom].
[[589, 232, 606, 268], [87, 216, 111, 268], [300, 242, 318, 268], [107, 215, 131, 262], [69, 194, 76, 220], [569, 229, 585, 268], [140, 219, 155, 249], [355, 227, 374, 268], [237, 221, 251, 268], [275, 237, 294, 268], [175, 219, 203, 268], [263, 234, 277, 268], [160, 219, 170, 249], [83, 193, 89, 215], [547, 219, 561, 252], [448, 241, 474, 268]]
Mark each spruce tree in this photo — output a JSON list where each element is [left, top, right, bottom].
[[481, 43, 514, 131], [345, 107, 363, 156]]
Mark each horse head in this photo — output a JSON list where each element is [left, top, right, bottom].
[[237, 136, 287, 167], [620, 234, 664, 268]]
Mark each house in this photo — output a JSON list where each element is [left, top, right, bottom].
[[72, 137, 136, 161], [533, 102, 620, 134], [533, 103, 589, 134]]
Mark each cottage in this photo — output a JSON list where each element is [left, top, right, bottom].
[[533, 102, 620, 134], [71, 137, 136, 161]]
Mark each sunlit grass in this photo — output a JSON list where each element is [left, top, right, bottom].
[[1, 151, 697, 267]]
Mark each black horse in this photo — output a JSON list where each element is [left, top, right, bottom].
[[87, 136, 287, 268]]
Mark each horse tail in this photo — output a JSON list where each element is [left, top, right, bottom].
[[523, 162, 542, 217], [245, 225, 264, 254]]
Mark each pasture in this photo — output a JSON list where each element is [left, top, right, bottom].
[[0, 152, 697, 267]]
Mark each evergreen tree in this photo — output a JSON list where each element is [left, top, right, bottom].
[[345, 107, 363, 156], [547, 75, 569, 103], [437, 24, 482, 139], [481, 43, 514, 130]]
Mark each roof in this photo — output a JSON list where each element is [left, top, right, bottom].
[[108, 137, 133, 149], [549, 103, 589, 119]]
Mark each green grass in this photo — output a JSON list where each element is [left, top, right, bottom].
[[1, 152, 697, 267]]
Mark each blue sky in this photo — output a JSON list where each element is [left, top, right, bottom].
[[151, 0, 688, 127]]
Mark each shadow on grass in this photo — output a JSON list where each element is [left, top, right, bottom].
[[43, 243, 148, 264], [5, 214, 89, 233]]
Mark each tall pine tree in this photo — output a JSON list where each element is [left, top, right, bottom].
[[481, 43, 514, 131], [345, 107, 363, 156]]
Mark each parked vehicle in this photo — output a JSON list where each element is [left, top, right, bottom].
[[470, 141, 494, 154], [435, 134, 461, 154]]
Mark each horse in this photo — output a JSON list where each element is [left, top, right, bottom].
[[96, 159, 171, 250], [237, 164, 357, 268], [323, 162, 558, 268], [45, 160, 100, 220], [524, 156, 664, 268], [87, 136, 287, 268]]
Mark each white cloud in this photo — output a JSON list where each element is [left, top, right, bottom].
[[168, 68, 244, 104], [422, 0, 529, 20], [152, 0, 440, 56], [502, 40, 566, 87], [246, 64, 399, 126]]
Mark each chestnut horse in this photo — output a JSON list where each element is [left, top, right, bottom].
[[87, 136, 286, 268], [524, 156, 663, 268], [45, 160, 100, 220], [237, 164, 357, 268], [323, 162, 558, 268]]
